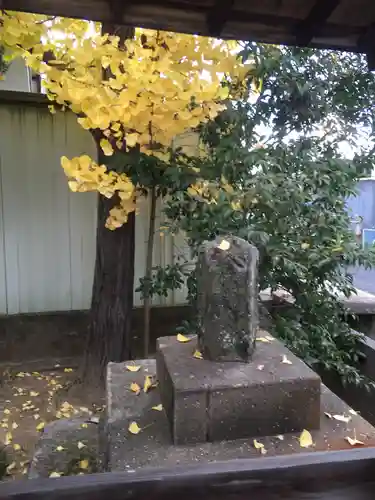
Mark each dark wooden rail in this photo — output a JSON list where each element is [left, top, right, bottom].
[[1, 448, 375, 500]]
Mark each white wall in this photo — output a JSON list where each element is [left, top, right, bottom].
[[0, 101, 189, 314], [0, 58, 33, 92]]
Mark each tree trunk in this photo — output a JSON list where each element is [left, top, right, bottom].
[[143, 187, 157, 357], [83, 193, 135, 386]]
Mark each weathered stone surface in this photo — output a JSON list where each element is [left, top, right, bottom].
[[197, 236, 259, 362], [106, 359, 375, 472], [156, 334, 321, 444], [28, 418, 100, 478]]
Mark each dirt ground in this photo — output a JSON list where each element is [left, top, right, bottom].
[[0, 362, 104, 479]]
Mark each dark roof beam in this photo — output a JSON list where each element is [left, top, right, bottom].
[[294, 0, 341, 46], [206, 0, 234, 38]]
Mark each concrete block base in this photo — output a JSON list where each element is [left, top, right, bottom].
[[156, 333, 321, 445]]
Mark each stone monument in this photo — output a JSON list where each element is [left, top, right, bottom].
[[157, 235, 321, 444], [104, 233, 375, 471], [196, 236, 259, 362]]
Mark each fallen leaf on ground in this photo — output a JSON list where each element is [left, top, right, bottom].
[[177, 333, 191, 343], [152, 404, 163, 411], [193, 350, 203, 359], [257, 337, 271, 343], [333, 414, 351, 423], [77, 441, 86, 450], [13, 444, 21, 451], [253, 439, 267, 454], [89, 416, 99, 424], [257, 365, 264, 371], [276, 435, 284, 440], [299, 429, 313, 448], [3, 409, 10, 415], [6, 462, 16, 473], [130, 382, 141, 395], [218, 239, 231, 251], [126, 365, 141, 372], [79, 459, 89, 470], [11, 422, 18, 430], [29, 391, 39, 397], [281, 355, 292, 365], [49, 472, 62, 478], [56, 446, 65, 452], [144, 375, 154, 393], [81, 423, 88, 429], [36, 422, 45, 431], [5, 432, 12, 445], [16, 372, 25, 378], [128, 421, 141, 434], [345, 436, 364, 446], [63, 368, 73, 373]]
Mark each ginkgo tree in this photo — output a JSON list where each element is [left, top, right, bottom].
[[0, 10, 248, 383]]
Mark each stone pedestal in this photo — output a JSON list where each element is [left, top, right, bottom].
[[106, 359, 375, 472], [156, 334, 321, 445]]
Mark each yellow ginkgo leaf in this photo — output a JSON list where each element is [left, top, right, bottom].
[[152, 404, 163, 412], [11, 422, 18, 430], [30, 391, 39, 397], [253, 439, 267, 454], [128, 421, 141, 434], [253, 439, 264, 449], [130, 382, 141, 395], [3, 409, 10, 415], [257, 337, 271, 343], [49, 472, 62, 478], [36, 422, 45, 431], [13, 443, 21, 451], [345, 436, 364, 446], [126, 365, 141, 372], [5, 432, 12, 445], [56, 445, 65, 452], [217, 239, 230, 251], [79, 459, 89, 470], [281, 355, 292, 365], [333, 414, 351, 423], [276, 435, 284, 441], [81, 423, 88, 429], [144, 375, 153, 393], [64, 368, 73, 373], [193, 350, 203, 360], [100, 138, 114, 156], [177, 333, 191, 343], [77, 441, 86, 450], [299, 429, 313, 448]]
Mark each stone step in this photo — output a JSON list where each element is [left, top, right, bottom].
[[105, 357, 375, 473]]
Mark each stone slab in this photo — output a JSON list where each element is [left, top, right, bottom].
[[28, 418, 100, 478], [156, 334, 321, 444], [106, 359, 375, 472]]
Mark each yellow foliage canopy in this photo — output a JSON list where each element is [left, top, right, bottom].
[[0, 11, 249, 228]]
